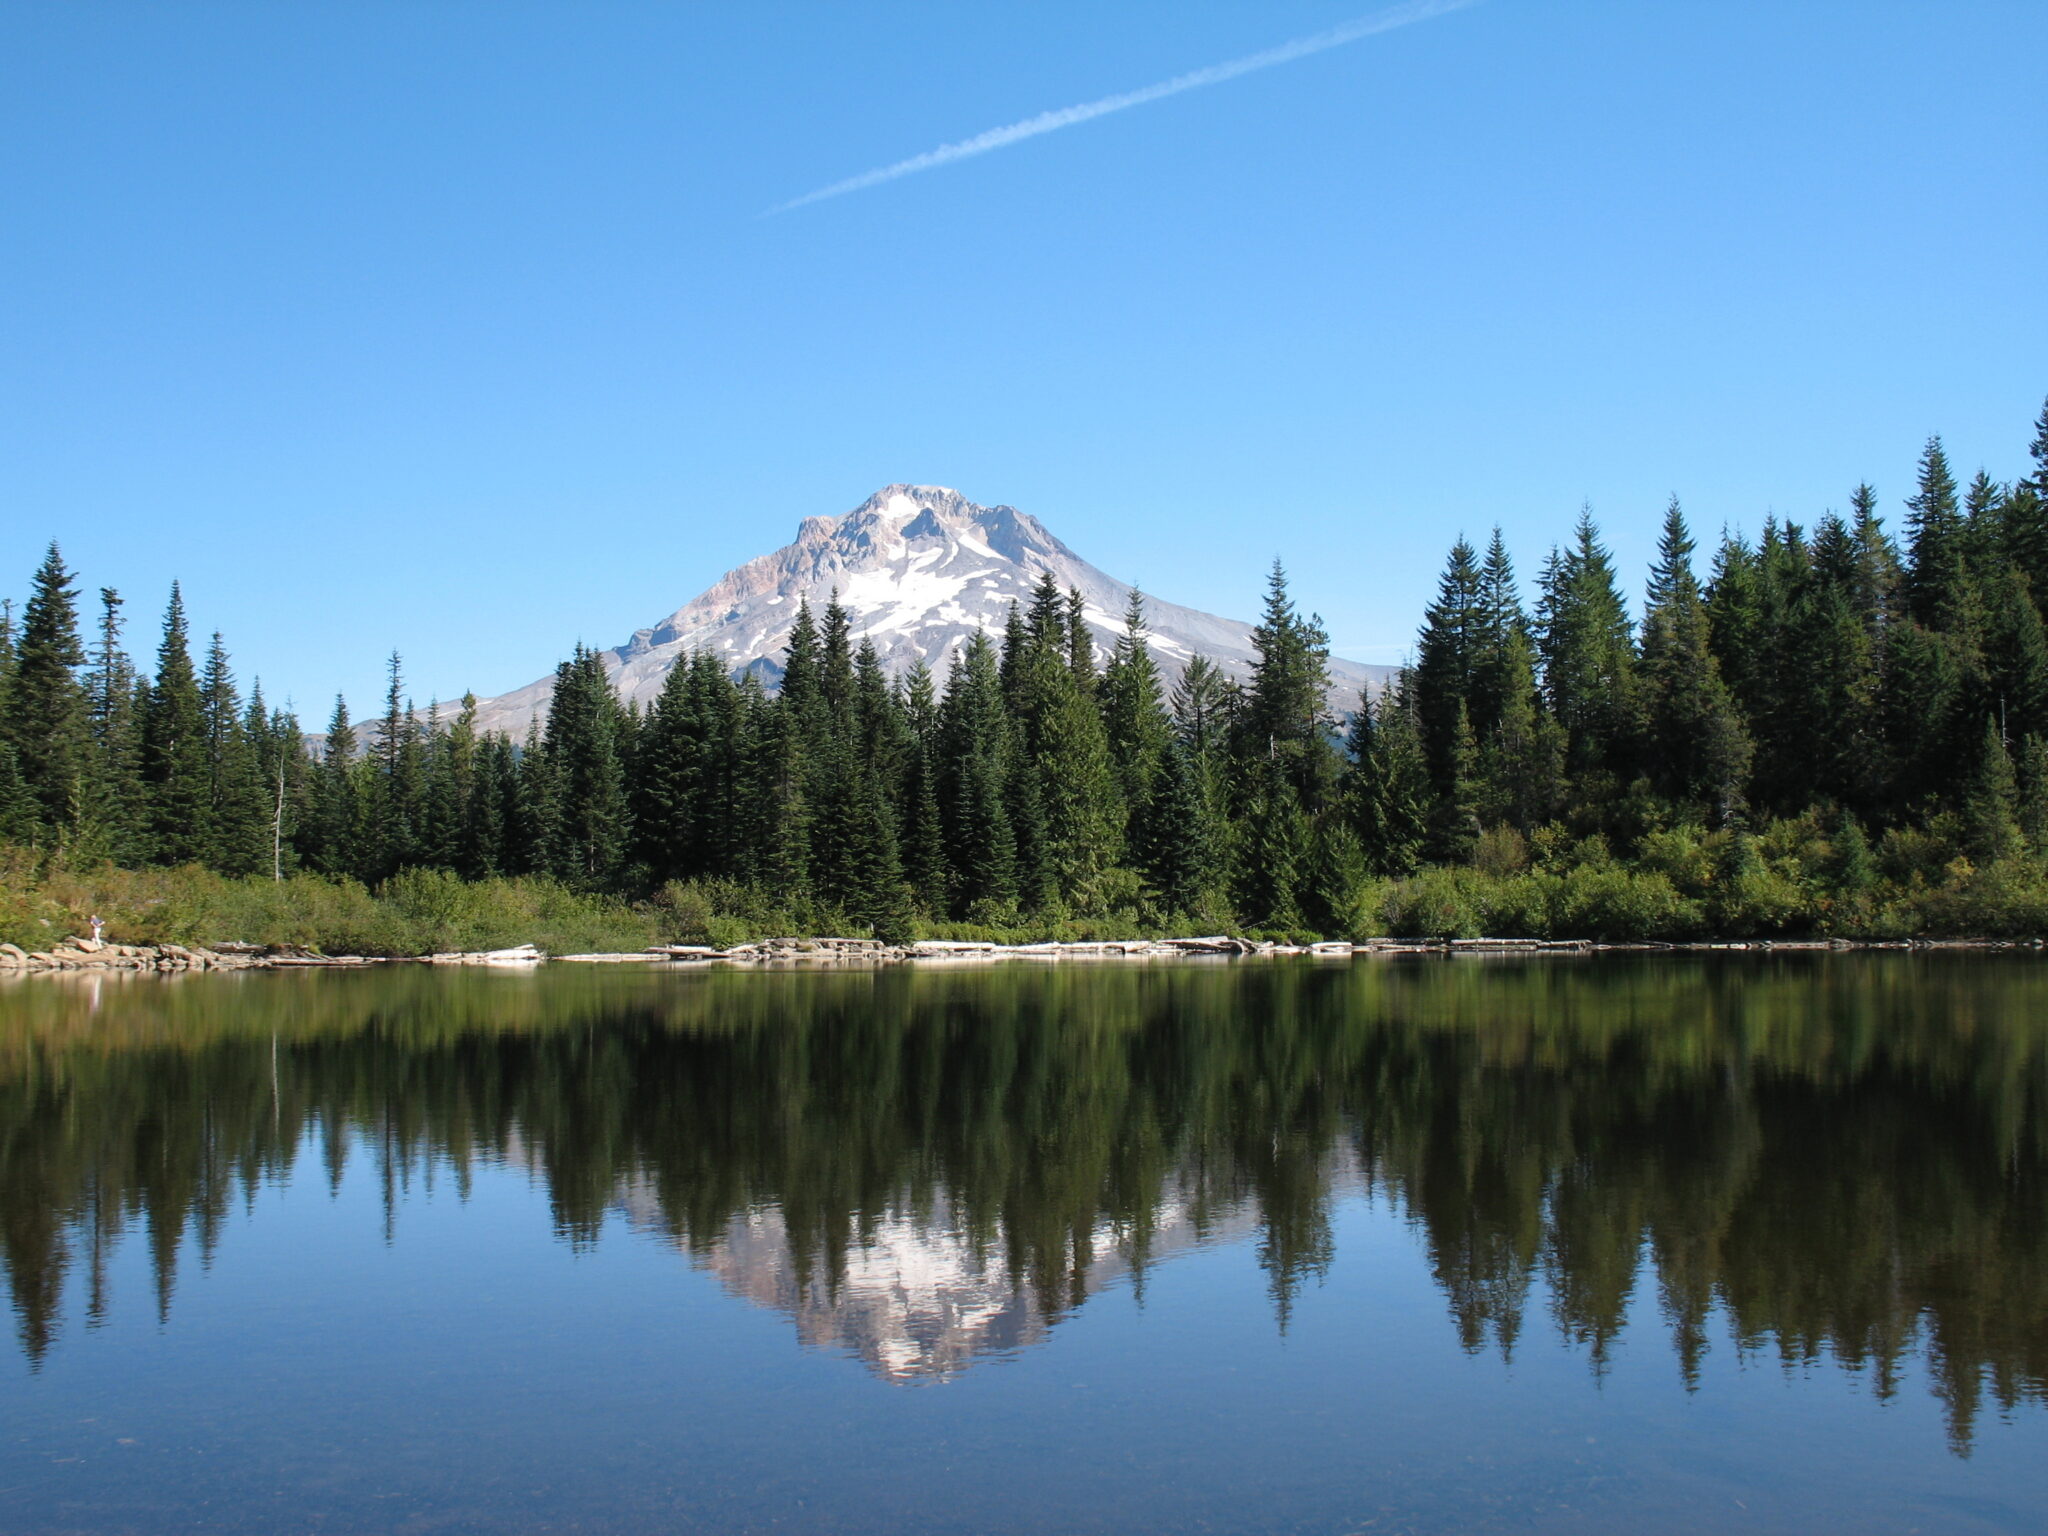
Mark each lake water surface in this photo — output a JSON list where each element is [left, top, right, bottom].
[[2, 956, 2044, 1534]]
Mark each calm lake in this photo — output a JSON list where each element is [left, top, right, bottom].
[[2, 956, 2044, 1535]]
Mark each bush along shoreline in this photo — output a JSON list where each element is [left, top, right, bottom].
[[3, 847, 2047, 968], [5, 402, 2048, 944]]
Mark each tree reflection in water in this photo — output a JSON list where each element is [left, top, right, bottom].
[[1, 957, 2043, 1452]]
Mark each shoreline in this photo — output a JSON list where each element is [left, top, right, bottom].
[[4, 932, 2044, 975]]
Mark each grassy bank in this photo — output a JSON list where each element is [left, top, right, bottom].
[[5, 819, 2048, 957]]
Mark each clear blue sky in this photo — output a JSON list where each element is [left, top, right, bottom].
[[4, 1, 2043, 720]]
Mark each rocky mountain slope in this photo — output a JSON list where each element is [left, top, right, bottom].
[[466, 484, 1388, 738]]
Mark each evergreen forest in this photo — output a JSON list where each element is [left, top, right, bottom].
[[5, 400, 2048, 948]]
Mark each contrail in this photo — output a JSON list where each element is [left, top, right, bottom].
[[769, 0, 1477, 214]]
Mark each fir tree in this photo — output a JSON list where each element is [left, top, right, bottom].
[[1066, 587, 1096, 689], [540, 647, 629, 888], [1979, 570, 2048, 746], [1639, 499, 1751, 818], [2016, 734, 2048, 853], [141, 585, 209, 866], [3, 544, 90, 839], [1414, 535, 1484, 799], [1347, 677, 1428, 877], [80, 587, 146, 861], [1238, 561, 1338, 813], [1903, 436, 1967, 630], [1098, 589, 1171, 818], [1962, 716, 2021, 864], [938, 632, 1017, 915], [1013, 571, 1121, 903], [1469, 528, 1530, 743], [1537, 510, 1640, 786], [0, 600, 31, 842], [1170, 653, 1229, 773], [1848, 483, 1903, 630], [199, 632, 269, 875], [312, 696, 362, 876], [1423, 700, 1481, 864], [1135, 736, 1215, 914]]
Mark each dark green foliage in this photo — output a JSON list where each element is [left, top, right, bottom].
[[13, 395, 2048, 941], [938, 632, 1018, 915], [1135, 737, 1215, 913], [1537, 510, 1640, 783], [538, 647, 630, 889], [1098, 589, 1171, 815], [1347, 677, 1428, 877], [1237, 561, 1338, 813], [1964, 717, 2022, 864], [140, 586, 210, 866], [1639, 499, 1751, 818], [2, 545, 90, 840], [1904, 436, 1967, 629]]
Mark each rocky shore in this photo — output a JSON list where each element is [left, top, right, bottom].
[[4, 932, 2038, 975], [0, 936, 277, 973]]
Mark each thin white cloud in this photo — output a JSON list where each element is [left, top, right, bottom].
[[769, 0, 1478, 214]]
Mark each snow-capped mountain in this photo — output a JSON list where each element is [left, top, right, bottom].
[[466, 484, 1389, 738]]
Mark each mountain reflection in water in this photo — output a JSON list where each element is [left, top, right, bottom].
[[2, 957, 2044, 1451], [634, 1186, 1262, 1383]]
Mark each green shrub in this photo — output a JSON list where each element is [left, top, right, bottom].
[[1551, 866, 1701, 941], [1383, 867, 1486, 940]]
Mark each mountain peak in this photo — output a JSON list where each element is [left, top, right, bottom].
[[460, 485, 1386, 738]]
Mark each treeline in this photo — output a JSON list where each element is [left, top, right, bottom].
[[4, 398, 2048, 941]]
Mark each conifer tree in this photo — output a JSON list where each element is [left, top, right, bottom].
[[3, 544, 90, 839], [938, 631, 1018, 915], [1963, 470, 2008, 577], [1135, 736, 1215, 914], [1476, 625, 1558, 832], [200, 632, 269, 875], [900, 737, 948, 914], [1963, 716, 2021, 864], [1098, 589, 1171, 818], [141, 585, 210, 866], [364, 652, 425, 878], [1849, 483, 1903, 630], [635, 652, 703, 883], [1904, 436, 1968, 630], [311, 696, 362, 875], [1237, 757, 1307, 930], [1346, 678, 1428, 877], [1169, 653, 1230, 786], [250, 689, 306, 880], [539, 647, 629, 888], [80, 587, 146, 861], [1781, 517, 1881, 815], [1537, 510, 1639, 786], [819, 594, 856, 720], [512, 718, 554, 877], [1639, 499, 1751, 818], [1979, 570, 2048, 745], [1469, 529, 1529, 744], [1414, 536, 1483, 799], [1012, 571, 1121, 903], [1423, 700, 1481, 864], [466, 732, 516, 878], [1879, 621, 1961, 814], [0, 600, 27, 841], [2016, 734, 2048, 853], [2007, 399, 2048, 598], [1237, 561, 1338, 813]]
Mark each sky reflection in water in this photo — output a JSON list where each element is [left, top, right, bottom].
[[2, 956, 2044, 1534]]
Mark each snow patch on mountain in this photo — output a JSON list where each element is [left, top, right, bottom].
[[464, 484, 1390, 739]]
